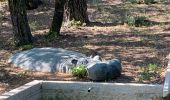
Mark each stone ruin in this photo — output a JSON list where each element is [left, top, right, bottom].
[[8, 48, 122, 81]]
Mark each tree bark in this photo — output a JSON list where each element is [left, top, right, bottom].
[[8, 0, 33, 46], [49, 0, 66, 36], [64, 0, 89, 25]]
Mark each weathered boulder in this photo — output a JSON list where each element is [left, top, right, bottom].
[[8, 48, 86, 73], [87, 62, 108, 81], [8, 47, 122, 81], [107, 59, 122, 79], [86, 59, 122, 81]]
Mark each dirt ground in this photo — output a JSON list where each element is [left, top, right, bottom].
[[0, 0, 170, 94]]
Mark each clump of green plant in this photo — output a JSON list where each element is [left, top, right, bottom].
[[45, 31, 58, 42], [126, 16, 151, 27], [144, 0, 155, 4], [41, 0, 49, 6], [70, 19, 85, 28], [29, 21, 38, 30], [126, 16, 136, 26], [128, 0, 141, 4], [135, 16, 151, 26], [71, 64, 87, 78], [148, 63, 157, 73], [128, 0, 155, 4], [19, 44, 34, 50], [18, 71, 28, 77], [139, 63, 158, 82]]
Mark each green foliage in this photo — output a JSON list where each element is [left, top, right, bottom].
[[128, 0, 141, 4], [144, 0, 155, 4], [29, 21, 38, 30], [126, 16, 136, 26], [135, 16, 151, 26], [41, 0, 49, 6], [126, 16, 151, 27], [160, 0, 168, 2], [139, 69, 151, 81], [71, 65, 87, 78], [139, 63, 158, 82], [19, 44, 34, 50], [148, 63, 157, 73], [127, 0, 155, 4], [41, 0, 50, 9], [18, 71, 28, 77], [46, 31, 58, 42], [70, 19, 85, 28]]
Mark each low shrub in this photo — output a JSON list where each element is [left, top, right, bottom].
[[126, 16, 136, 26], [70, 19, 86, 28], [126, 16, 151, 27], [71, 64, 87, 78], [128, 0, 141, 4], [45, 31, 58, 42], [144, 0, 155, 4], [138, 63, 158, 82], [19, 44, 34, 50]]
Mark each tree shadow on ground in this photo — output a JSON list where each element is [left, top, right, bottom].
[[88, 4, 127, 25]]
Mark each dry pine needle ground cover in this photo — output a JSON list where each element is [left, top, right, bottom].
[[0, 0, 170, 94]]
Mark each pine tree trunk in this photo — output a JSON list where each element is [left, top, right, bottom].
[[64, 0, 89, 25], [49, 0, 66, 36], [8, 0, 33, 46]]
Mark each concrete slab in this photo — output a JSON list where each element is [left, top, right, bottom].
[[41, 81, 163, 100], [0, 80, 42, 100], [0, 80, 164, 100]]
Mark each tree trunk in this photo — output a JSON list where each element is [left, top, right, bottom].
[[49, 0, 66, 36], [8, 0, 33, 46], [64, 0, 89, 26]]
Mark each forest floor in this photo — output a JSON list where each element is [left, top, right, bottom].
[[0, 0, 170, 94]]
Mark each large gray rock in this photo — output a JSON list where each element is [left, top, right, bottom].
[[87, 62, 108, 81], [8, 48, 86, 72], [87, 59, 122, 81], [106, 59, 122, 79], [8, 47, 122, 81]]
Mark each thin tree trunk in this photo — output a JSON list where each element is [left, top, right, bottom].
[[8, 0, 33, 46], [49, 0, 66, 36], [64, 0, 89, 26]]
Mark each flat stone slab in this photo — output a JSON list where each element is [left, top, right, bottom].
[[8, 48, 86, 72]]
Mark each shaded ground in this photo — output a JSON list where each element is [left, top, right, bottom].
[[0, 0, 170, 94]]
